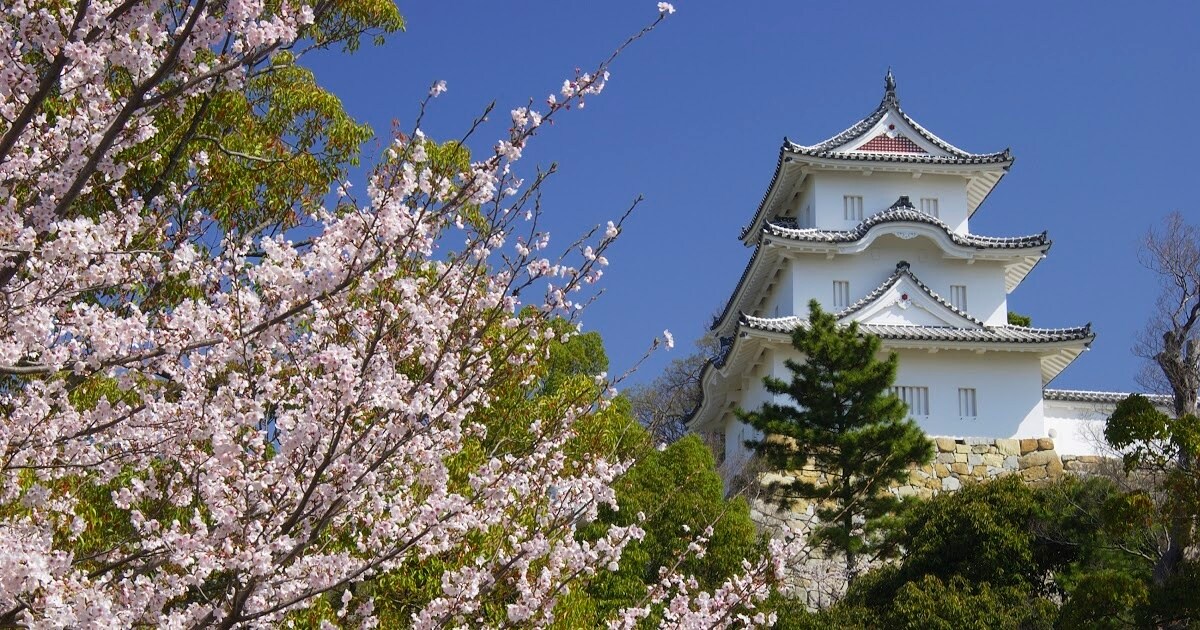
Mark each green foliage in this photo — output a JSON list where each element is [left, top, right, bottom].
[[1106, 394, 1200, 472], [885, 575, 1054, 630], [1007, 311, 1032, 327], [871, 476, 1048, 595], [1058, 570, 1148, 629], [740, 300, 932, 574], [1142, 560, 1200, 628], [828, 474, 1183, 628]]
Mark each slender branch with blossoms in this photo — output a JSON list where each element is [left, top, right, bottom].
[[0, 1, 799, 627]]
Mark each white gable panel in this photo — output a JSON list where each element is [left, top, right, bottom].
[[842, 274, 981, 329]]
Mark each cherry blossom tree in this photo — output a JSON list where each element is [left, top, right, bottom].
[[0, 1, 791, 626]]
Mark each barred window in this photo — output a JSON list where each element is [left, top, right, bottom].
[[843, 195, 863, 221], [832, 280, 850, 310], [893, 386, 929, 417], [920, 197, 939, 218], [958, 388, 978, 419], [950, 285, 968, 312]]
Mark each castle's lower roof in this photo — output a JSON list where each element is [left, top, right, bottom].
[[1043, 388, 1174, 407], [733, 315, 1093, 359]]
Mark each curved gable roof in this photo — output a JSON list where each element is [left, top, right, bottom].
[[764, 198, 1049, 251]]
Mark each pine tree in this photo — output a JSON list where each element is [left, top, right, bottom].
[[741, 299, 933, 579]]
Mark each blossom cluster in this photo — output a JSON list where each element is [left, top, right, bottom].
[[0, 1, 785, 627]]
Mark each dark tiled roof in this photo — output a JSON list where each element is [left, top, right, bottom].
[[833, 260, 984, 325], [764, 200, 1049, 251], [739, 314, 1093, 344], [739, 74, 1012, 242], [711, 316, 1093, 370], [711, 242, 765, 332], [1043, 389, 1174, 407], [788, 76, 1011, 163]]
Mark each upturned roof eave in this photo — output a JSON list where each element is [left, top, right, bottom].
[[715, 213, 1052, 337]]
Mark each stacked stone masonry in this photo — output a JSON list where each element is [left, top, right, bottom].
[[747, 436, 1114, 609]]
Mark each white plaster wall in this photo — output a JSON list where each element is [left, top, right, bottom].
[[723, 345, 1047, 468], [765, 264, 794, 318], [888, 349, 1045, 439], [784, 184, 817, 228], [1043, 400, 1115, 456], [722, 354, 772, 477], [810, 172, 969, 234], [780, 237, 1009, 325]]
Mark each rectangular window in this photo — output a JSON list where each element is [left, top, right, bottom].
[[958, 388, 978, 419], [843, 195, 863, 221], [893, 386, 930, 417], [950, 285, 967, 312], [832, 280, 850, 310], [920, 197, 939, 217]]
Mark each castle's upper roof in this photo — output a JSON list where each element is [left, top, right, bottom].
[[740, 71, 1013, 245], [784, 70, 1011, 165]]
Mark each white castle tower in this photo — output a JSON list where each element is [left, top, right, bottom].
[[688, 71, 1130, 475]]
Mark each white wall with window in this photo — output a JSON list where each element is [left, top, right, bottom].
[[950, 285, 968, 312], [958, 387, 977, 419], [750, 347, 1045, 443], [832, 280, 850, 310], [782, 237, 1009, 325], [893, 386, 930, 418], [809, 172, 971, 234], [843, 195, 863, 222], [920, 197, 939, 217]]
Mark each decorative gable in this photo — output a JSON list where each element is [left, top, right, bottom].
[[837, 262, 983, 329], [856, 133, 927, 154]]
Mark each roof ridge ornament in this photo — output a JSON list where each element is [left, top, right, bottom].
[[890, 195, 914, 209], [883, 67, 898, 106]]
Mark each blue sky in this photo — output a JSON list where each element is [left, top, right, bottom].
[[305, 1, 1200, 392]]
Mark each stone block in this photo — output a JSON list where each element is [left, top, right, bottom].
[[1021, 465, 1048, 482], [965, 437, 992, 445], [971, 443, 992, 454], [1020, 439, 1039, 454], [951, 463, 971, 475], [1038, 438, 1055, 451], [1077, 455, 1101, 464], [1020, 450, 1058, 468], [933, 464, 950, 477], [967, 453, 984, 466], [1003, 455, 1020, 470], [982, 453, 1004, 467], [1047, 456, 1065, 478], [955, 444, 970, 454], [972, 465, 988, 477], [936, 453, 956, 464], [942, 476, 962, 491], [896, 485, 919, 498], [935, 437, 957, 452], [995, 438, 1021, 456], [954, 453, 968, 463], [987, 466, 1003, 476]]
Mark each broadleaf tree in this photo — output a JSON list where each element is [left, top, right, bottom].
[[741, 300, 933, 581]]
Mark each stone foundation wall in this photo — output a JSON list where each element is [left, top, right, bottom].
[[746, 436, 1115, 608]]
